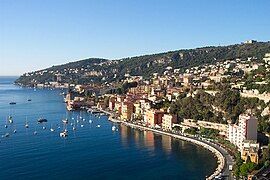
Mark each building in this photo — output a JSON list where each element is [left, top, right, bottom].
[[263, 53, 270, 64], [243, 40, 257, 44], [228, 113, 258, 150], [120, 101, 134, 121], [108, 96, 116, 111], [183, 74, 193, 86], [162, 114, 177, 131], [180, 119, 228, 137], [241, 140, 259, 164], [144, 109, 164, 127]]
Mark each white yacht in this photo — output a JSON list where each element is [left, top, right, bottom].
[[60, 129, 68, 137], [8, 116, 13, 124], [62, 118, 68, 124]]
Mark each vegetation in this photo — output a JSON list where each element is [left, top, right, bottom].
[[184, 127, 198, 135], [170, 87, 269, 133], [234, 153, 258, 178], [199, 128, 219, 138], [16, 41, 270, 85]]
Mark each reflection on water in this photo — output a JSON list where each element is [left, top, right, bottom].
[[120, 125, 173, 154]]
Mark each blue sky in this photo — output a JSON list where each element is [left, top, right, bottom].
[[0, 0, 270, 76]]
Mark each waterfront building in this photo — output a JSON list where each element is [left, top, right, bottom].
[[228, 113, 258, 150], [144, 109, 164, 127], [162, 114, 177, 131], [120, 101, 134, 121]]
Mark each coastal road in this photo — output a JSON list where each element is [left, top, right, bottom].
[[202, 140, 234, 180]]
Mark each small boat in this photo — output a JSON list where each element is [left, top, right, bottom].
[[60, 129, 68, 137], [8, 116, 13, 124], [9, 102, 16, 105], [50, 124, 55, 132], [4, 125, 8, 128], [96, 125, 101, 128], [89, 120, 92, 124], [112, 126, 116, 131], [25, 118, 29, 128], [33, 131, 38, 135], [80, 124, 84, 128], [62, 118, 68, 124], [37, 118, 48, 123], [13, 129, 17, 133], [42, 126, 46, 130], [82, 118, 86, 122], [4, 133, 10, 137], [72, 126, 76, 131], [70, 123, 73, 126], [27, 99, 32, 101]]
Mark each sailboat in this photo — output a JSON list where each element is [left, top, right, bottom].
[[60, 129, 68, 137], [13, 124, 17, 133], [25, 119, 29, 128], [60, 117, 68, 137], [3, 133, 10, 138], [8, 116, 13, 124], [33, 125, 38, 135], [50, 124, 55, 132], [62, 118, 68, 124], [72, 119, 76, 131]]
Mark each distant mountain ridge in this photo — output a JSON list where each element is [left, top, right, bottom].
[[16, 41, 270, 85]]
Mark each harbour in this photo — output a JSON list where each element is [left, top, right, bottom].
[[0, 77, 217, 179]]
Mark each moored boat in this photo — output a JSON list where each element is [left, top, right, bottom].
[[37, 118, 48, 123]]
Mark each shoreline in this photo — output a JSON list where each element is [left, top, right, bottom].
[[121, 121, 225, 180], [100, 109, 229, 180]]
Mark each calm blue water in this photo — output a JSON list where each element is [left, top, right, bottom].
[[0, 77, 217, 180]]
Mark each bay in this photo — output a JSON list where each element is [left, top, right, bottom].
[[0, 77, 217, 180]]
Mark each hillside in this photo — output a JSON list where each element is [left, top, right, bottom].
[[16, 41, 270, 85]]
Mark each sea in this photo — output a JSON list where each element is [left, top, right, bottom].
[[0, 76, 217, 180]]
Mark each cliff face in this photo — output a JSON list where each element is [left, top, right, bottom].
[[16, 41, 270, 85]]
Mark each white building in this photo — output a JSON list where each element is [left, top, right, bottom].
[[228, 113, 258, 150], [162, 114, 177, 131]]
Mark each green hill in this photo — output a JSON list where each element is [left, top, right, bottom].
[[16, 41, 270, 85]]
